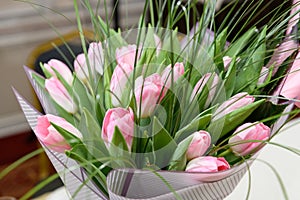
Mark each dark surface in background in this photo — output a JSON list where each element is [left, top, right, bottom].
[[150, 0, 292, 41]]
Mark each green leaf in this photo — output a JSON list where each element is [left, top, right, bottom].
[[209, 99, 265, 143], [32, 73, 46, 88], [73, 76, 94, 112], [152, 117, 177, 168], [108, 126, 132, 168], [110, 126, 129, 152], [80, 108, 109, 158], [213, 27, 228, 71], [174, 114, 212, 143], [246, 101, 287, 126], [50, 122, 81, 147], [223, 57, 237, 98], [234, 27, 267, 93], [168, 135, 193, 171], [226, 27, 257, 57]]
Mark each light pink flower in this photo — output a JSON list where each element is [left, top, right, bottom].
[[44, 59, 73, 85], [190, 73, 219, 106], [88, 42, 104, 75], [74, 53, 89, 82], [154, 34, 162, 56], [229, 122, 271, 156], [35, 114, 82, 153], [223, 56, 232, 70], [134, 73, 165, 118], [116, 45, 140, 66], [74, 42, 104, 81], [257, 67, 269, 86], [102, 107, 135, 150], [45, 77, 77, 114], [186, 131, 211, 160], [275, 51, 300, 107], [185, 156, 230, 173], [214, 92, 255, 120], [161, 62, 185, 89], [110, 62, 134, 107]]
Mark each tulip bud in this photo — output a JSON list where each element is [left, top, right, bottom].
[[43, 59, 73, 85], [257, 67, 269, 86], [35, 114, 82, 153], [74, 53, 89, 82], [229, 122, 271, 156], [116, 45, 140, 66], [185, 156, 230, 173], [186, 131, 211, 160], [161, 62, 185, 89], [102, 107, 135, 150], [223, 56, 232, 70], [88, 42, 104, 75], [214, 92, 255, 120], [275, 51, 300, 107], [110, 62, 134, 107], [45, 77, 77, 114], [190, 73, 219, 107], [134, 73, 165, 118]]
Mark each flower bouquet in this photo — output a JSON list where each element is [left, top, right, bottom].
[[14, 0, 300, 199]]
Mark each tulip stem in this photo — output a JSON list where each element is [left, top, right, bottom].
[[218, 149, 232, 157]]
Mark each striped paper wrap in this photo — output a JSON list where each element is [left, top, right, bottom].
[[15, 62, 293, 199]]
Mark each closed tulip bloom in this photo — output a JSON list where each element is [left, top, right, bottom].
[[161, 62, 185, 89], [214, 92, 255, 120], [35, 114, 82, 153], [229, 122, 271, 156], [190, 73, 219, 106], [257, 67, 269, 86], [102, 107, 135, 150], [276, 51, 300, 107], [134, 73, 165, 118], [223, 56, 232, 70], [185, 156, 230, 173], [186, 131, 211, 160], [74, 53, 89, 82], [110, 62, 134, 107], [88, 42, 104, 75], [116, 45, 140, 67], [45, 77, 77, 114], [44, 59, 73, 85]]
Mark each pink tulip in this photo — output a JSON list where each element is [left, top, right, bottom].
[[35, 114, 82, 153], [161, 62, 185, 89], [110, 62, 134, 107], [229, 122, 271, 156], [223, 56, 232, 70], [214, 92, 255, 120], [45, 77, 77, 114], [102, 107, 135, 150], [74, 42, 104, 82], [44, 59, 73, 85], [154, 34, 162, 56], [88, 42, 104, 75], [185, 156, 230, 173], [186, 131, 211, 160], [116, 45, 140, 66], [134, 73, 165, 118], [275, 51, 300, 107], [74, 53, 89, 82], [190, 73, 219, 106], [257, 67, 269, 86]]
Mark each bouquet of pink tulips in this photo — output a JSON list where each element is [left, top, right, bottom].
[[15, 0, 300, 199]]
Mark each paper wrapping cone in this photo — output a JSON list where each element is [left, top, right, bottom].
[[14, 67, 292, 200]]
